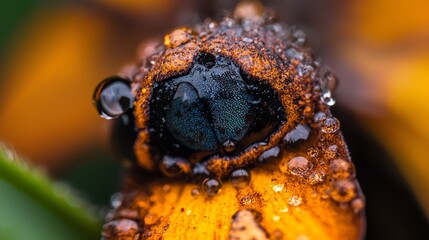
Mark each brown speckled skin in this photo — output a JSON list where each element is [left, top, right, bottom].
[[133, 13, 319, 177], [103, 3, 365, 240]]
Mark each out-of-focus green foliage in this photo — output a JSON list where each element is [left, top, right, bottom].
[[0, 145, 102, 240]]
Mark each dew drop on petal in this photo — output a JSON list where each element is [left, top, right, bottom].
[[160, 155, 191, 177], [272, 184, 284, 193], [329, 158, 354, 179], [351, 198, 365, 214], [324, 145, 338, 159], [102, 219, 139, 239], [191, 188, 200, 196], [321, 117, 340, 134], [93, 77, 134, 119], [306, 146, 319, 158], [110, 193, 122, 208], [258, 146, 280, 162], [283, 124, 311, 144], [308, 170, 325, 185], [202, 178, 222, 196], [330, 179, 357, 203], [230, 169, 251, 188], [288, 195, 302, 206], [281, 156, 310, 177]]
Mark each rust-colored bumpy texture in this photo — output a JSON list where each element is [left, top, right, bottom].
[[103, 2, 365, 240]]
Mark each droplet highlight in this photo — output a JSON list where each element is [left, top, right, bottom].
[[202, 178, 222, 196], [93, 77, 134, 119], [330, 179, 357, 203], [329, 158, 354, 179], [280, 156, 310, 177], [321, 117, 340, 134], [288, 195, 302, 206], [230, 169, 251, 188]]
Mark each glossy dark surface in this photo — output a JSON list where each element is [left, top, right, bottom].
[[149, 53, 285, 160]]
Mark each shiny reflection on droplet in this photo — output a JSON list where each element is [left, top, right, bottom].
[[202, 178, 222, 196], [330, 179, 357, 203], [308, 170, 325, 185], [272, 184, 284, 193], [351, 198, 365, 214], [258, 146, 280, 162], [283, 124, 311, 144], [281, 156, 310, 177], [329, 158, 354, 179], [324, 145, 338, 159], [222, 139, 237, 153], [288, 195, 302, 206], [93, 77, 134, 119], [230, 169, 251, 188], [160, 156, 191, 177], [306, 146, 319, 158], [191, 188, 200, 196], [321, 117, 340, 134], [110, 193, 123, 208], [102, 219, 139, 239], [322, 91, 336, 106]]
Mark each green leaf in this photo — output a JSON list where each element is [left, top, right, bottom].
[[0, 144, 102, 240]]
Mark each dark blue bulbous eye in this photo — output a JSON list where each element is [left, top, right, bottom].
[[149, 53, 284, 157], [93, 76, 134, 119], [166, 82, 218, 151]]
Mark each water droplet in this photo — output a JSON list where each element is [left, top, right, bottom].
[[197, 52, 216, 69], [280, 207, 289, 213], [285, 48, 304, 61], [351, 198, 365, 214], [242, 37, 253, 43], [110, 193, 122, 208], [280, 156, 310, 177], [288, 195, 302, 206], [322, 91, 336, 106], [329, 158, 354, 179], [258, 146, 280, 162], [93, 77, 134, 119], [292, 29, 307, 46], [306, 146, 319, 158], [230, 169, 251, 188], [144, 214, 160, 226], [240, 195, 253, 205], [192, 163, 210, 180], [330, 179, 357, 203], [102, 219, 139, 239], [191, 188, 200, 196], [283, 124, 311, 144], [162, 184, 171, 193], [222, 139, 237, 153], [319, 67, 338, 93], [308, 170, 325, 185], [324, 145, 338, 159], [164, 27, 195, 48], [160, 156, 191, 177], [272, 215, 281, 222], [313, 112, 326, 122], [202, 178, 222, 196], [272, 184, 284, 193], [321, 117, 340, 134]]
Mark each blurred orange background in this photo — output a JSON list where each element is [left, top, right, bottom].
[[0, 0, 428, 239]]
